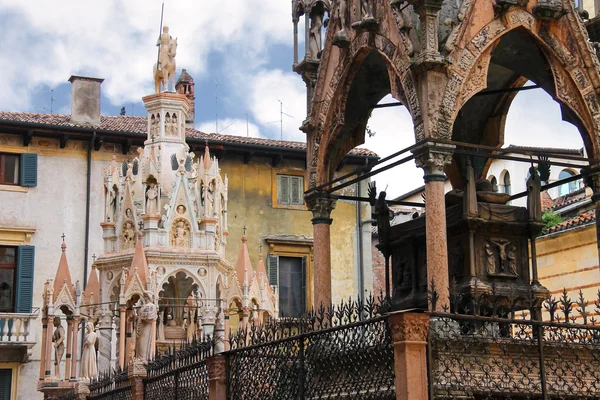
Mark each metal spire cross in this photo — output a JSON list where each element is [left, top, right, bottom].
[[92, 254, 97, 263], [138, 220, 144, 231], [61, 233, 66, 242], [243, 225, 247, 236]]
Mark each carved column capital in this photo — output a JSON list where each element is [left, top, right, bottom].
[[388, 312, 430, 343], [305, 191, 337, 224], [582, 166, 600, 203], [413, 143, 454, 182], [207, 355, 226, 380]]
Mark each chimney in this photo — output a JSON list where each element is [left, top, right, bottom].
[[68, 75, 104, 126]]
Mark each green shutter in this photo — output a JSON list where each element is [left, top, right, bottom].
[[0, 370, 11, 400], [290, 176, 302, 205], [20, 153, 37, 187], [268, 254, 279, 286], [16, 246, 35, 313], [278, 175, 290, 205]]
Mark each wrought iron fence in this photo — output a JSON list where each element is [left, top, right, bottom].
[[143, 337, 213, 400], [89, 368, 132, 400], [225, 295, 396, 399], [428, 286, 600, 399]]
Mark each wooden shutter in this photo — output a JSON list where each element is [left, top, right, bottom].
[[277, 175, 290, 204], [20, 153, 37, 187], [290, 176, 303, 205], [0, 370, 11, 400], [301, 257, 307, 311], [16, 246, 35, 313], [267, 254, 279, 286]]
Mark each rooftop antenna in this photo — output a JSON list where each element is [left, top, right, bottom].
[[277, 99, 293, 140], [156, 1, 165, 72], [49, 90, 55, 114], [214, 80, 219, 134]]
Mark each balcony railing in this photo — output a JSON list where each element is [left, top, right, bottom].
[[0, 309, 39, 345]]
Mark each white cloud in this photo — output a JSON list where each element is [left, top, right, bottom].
[[0, 0, 293, 110]]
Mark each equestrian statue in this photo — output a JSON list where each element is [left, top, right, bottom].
[[154, 26, 178, 93]]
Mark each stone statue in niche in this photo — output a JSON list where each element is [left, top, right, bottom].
[[80, 322, 98, 380], [527, 166, 542, 221], [333, 0, 350, 46], [146, 183, 159, 216], [390, 0, 418, 56], [205, 181, 215, 218], [121, 221, 136, 250], [171, 114, 178, 136], [308, 9, 323, 60], [185, 293, 196, 342], [165, 113, 174, 136], [172, 220, 189, 247], [486, 238, 518, 276], [361, 0, 376, 21], [125, 162, 134, 182], [157, 312, 165, 340], [52, 318, 65, 379], [135, 292, 157, 363]]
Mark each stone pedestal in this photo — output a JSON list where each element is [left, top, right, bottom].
[[128, 361, 147, 400], [142, 215, 161, 247], [100, 222, 117, 254], [207, 355, 227, 400], [387, 312, 430, 400]]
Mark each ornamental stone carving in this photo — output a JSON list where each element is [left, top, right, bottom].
[[389, 312, 430, 343], [413, 144, 454, 180], [207, 355, 226, 379], [305, 191, 337, 224]]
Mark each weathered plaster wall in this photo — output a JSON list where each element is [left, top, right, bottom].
[[537, 224, 600, 322]]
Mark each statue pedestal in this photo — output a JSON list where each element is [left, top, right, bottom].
[[142, 215, 161, 247], [100, 222, 117, 253]]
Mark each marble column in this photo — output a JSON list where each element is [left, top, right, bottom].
[[97, 310, 113, 373], [39, 317, 48, 380], [293, 18, 299, 65], [70, 317, 80, 380], [223, 312, 230, 351], [306, 191, 337, 308], [388, 312, 430, 400], [414, 143, 454, 311], [119, 306, 126, 369], [44, 315, 54, 381], [207, 355, 227, 400], [411, 0, 443, 59], [64, 318, 73, 381], [241, 307, 249, 330]]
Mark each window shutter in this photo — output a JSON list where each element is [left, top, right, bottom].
[[301, 256, 307, 311], [278, 175, 290, 204], [0, 370, 11, 400], [20, 153, 37, 187], [290, 176, 303, 205], [16, 246, 35, 313], [267, 254, 279, 286]]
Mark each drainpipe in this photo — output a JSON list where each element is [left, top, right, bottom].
[[356, 178, 365, 297], [84, 132, 95, 289]]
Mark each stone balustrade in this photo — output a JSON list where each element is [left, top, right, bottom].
[[0, 311, 38, 344]]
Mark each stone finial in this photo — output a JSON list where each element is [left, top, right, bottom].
[[235, 234, 253, 289], [53, 240, 75, 298]]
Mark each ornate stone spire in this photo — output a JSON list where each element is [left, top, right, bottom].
[[83, 264, 100, 305], [203, 145, 212, 170], [256, 248, 269, 289], [125, 232, 149, 289], [235, 233, 253, 290], [53, 239, 74, 298]]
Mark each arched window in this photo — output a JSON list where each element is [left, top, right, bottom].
[[558, 169, 578, 196], [503, 172, 511, 195], [490, 176, 498, 192]]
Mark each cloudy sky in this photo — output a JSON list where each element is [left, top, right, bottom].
[[0, 0, 584, 198]]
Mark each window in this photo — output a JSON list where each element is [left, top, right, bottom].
[[503, 172, 511, 195], [0, 369, 11, 400], [0, 153, 37, 187], [268, 255, 306, 317], [490, 176, 498, 192], [558, 169, 578, 196], [0, 154, 19, 185], [0, 246, 34, 313], [0, 247, 16, 312], [276, 174, 304, 206]]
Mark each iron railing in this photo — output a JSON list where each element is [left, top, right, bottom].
[[88, 368, 132, 400], [428, 286, 600, 399], [143, 337, 213, 400], [225, 295, 396, 399]]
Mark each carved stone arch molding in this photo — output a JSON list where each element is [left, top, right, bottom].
[[440, 5, 600, 158]]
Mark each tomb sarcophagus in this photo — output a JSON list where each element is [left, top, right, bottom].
[[380, 179, 549, 312]]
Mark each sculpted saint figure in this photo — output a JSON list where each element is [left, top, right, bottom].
[[122, 221, 136, 249], [80, 322, 98, 379], [527, 166, 542, 221], [174, 221, 188, 247], [52, 318, 65, 379], [368, 182, 391, 249], [333, 0, 349, 45], [165, 114, 173, 136], [135, 292, 158, 363], [146, 183, 159, 216], [308, 11, 323, 59], [185, 293, 196, 342]]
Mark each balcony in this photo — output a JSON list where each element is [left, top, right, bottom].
[[0, 310, 39, 362]]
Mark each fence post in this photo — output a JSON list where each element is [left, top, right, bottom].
[[207, 354, 227, 400], [128, 360, 147, 400], [387, 311, 430, 400]]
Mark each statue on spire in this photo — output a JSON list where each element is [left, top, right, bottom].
[[153, 26, 178, 93]]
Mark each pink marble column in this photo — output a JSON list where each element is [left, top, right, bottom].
[[414, 143, 454, 311], [70, 317, 80, 380], [388, 312, 430, 400], [64, 319, 73, 381], [39, 317, 48, 380], [44, 315, 54, 381], [306, 192, 337, 308]]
